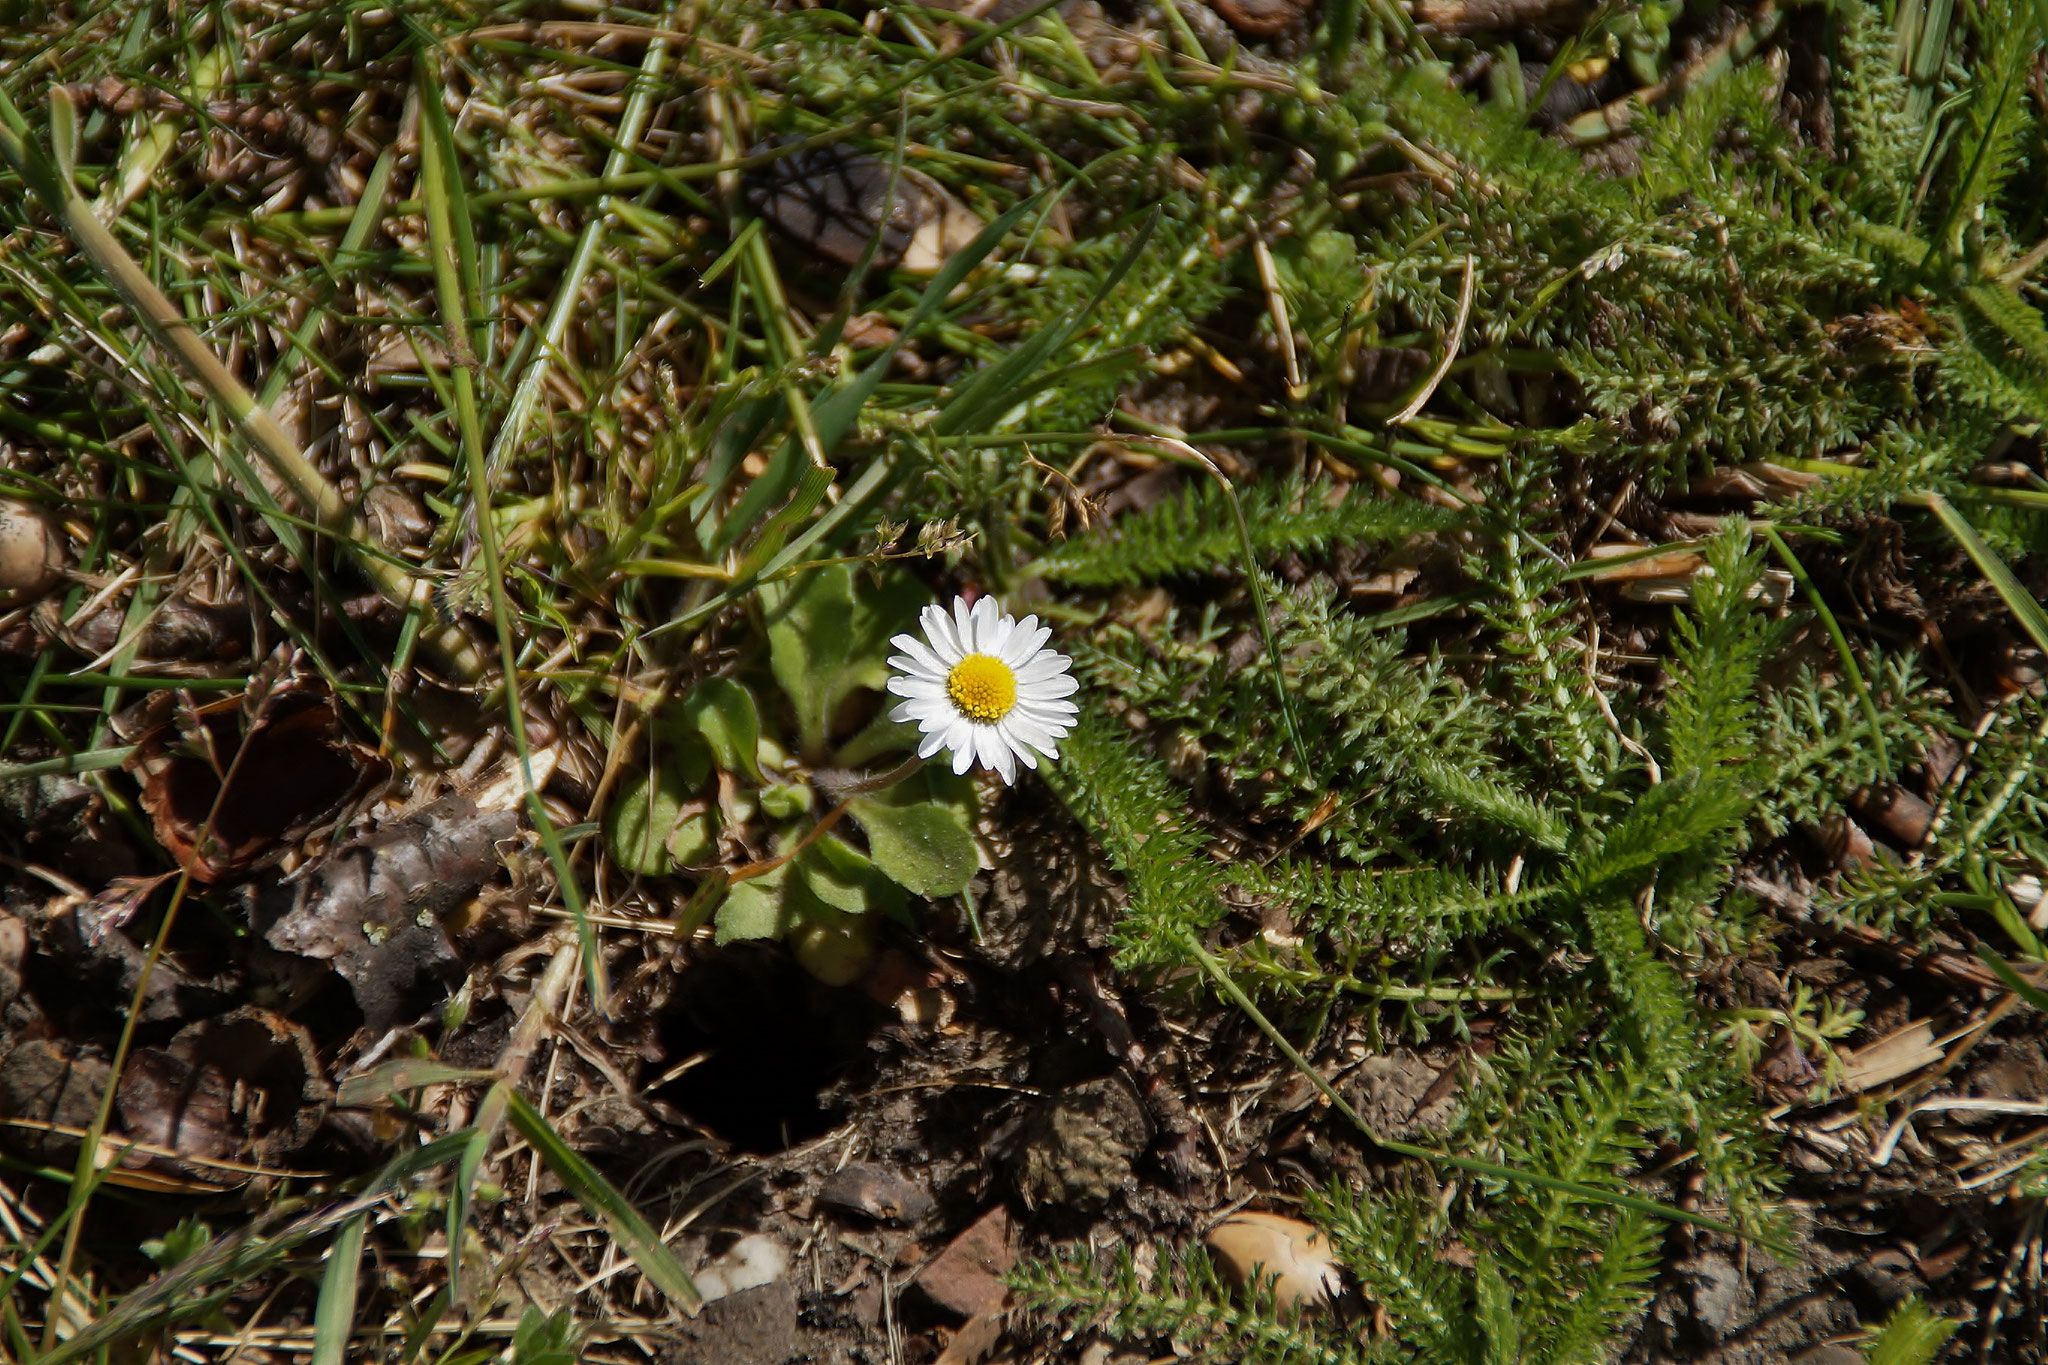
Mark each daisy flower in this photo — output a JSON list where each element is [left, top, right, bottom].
[[886, 595, 1079, 784]]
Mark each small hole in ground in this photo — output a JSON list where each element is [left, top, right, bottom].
[[656, 945, 879, 1154]]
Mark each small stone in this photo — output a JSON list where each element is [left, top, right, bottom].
[[916, 1207, 1015, 1318], [0, 500, 64, 604], [817, 1164, 935, 1225], [693, 1233, 788, 1304], [0, 1039, 110, 1161], [0, 912, 24, 1010], [661, 1278, 802, 1365], [1684, 1254, 1750, 1338]]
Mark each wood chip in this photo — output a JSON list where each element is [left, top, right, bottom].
[[1833, 1020, 1944, 1097]]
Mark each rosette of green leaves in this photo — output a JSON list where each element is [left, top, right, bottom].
[[605, 565, 979, 982]]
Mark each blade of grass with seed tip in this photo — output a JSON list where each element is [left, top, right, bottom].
[[1921, 492, 2048, 658], [257, 146, 398, 410], [714, 113, 917, 547], [704, 219, 825, 552], [658, 444, 906, 639], [0, 746, 136, 782], [715, 373, 826, 555], [500, 1087, 703, 1312], [447, 1126, 490, 1305], [415, 57, 609, 1011], [662, 196, 1043, 635], [1125, 435, 1309, 770], [336, 1060, 500, 1110], [311, 1212, 368, 1365]]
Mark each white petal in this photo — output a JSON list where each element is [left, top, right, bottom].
[[890, 636, 948, 677], [896, 698, 953, 723], [952, 597, 976, 654], [922, 604, 962, 661], [1015, 651, 1071, 682], [986, 613, 1015, 658], [1004, 621, 1051, 665], [1003, 714, 1053, 753], [887, 675, 946, 701], [972, 726, 1005, 774], [1021, 672, 1079, 701], [991, 736, 1017, 784], [951, 736, 975, 774], [917, 728, 949, 759], [886, 655, 942, 685], [1000, 721, 1041, 768], [969, 594, 1002, 648]]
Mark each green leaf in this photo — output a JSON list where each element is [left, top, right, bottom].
[[1923, 492, 2048, 660], [607, 768, 691, 876], [1863, 1296, 1957, 1365], [850, 773, 977, 899], [665, 812, 717, 867], [1975, 945, 2048, 1010], [791, 908, 877, 986], [759, 782, 814, 820], [510, 1306, 580, 1365], [677, 677, 762, 781], [765, 564, 858, 759], [1474, 1255, 1518, 1365], [797, 833, 906, 920], [716, 861, 791, 944]]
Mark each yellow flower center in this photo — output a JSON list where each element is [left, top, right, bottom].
[[947, 653, 1017, 723]]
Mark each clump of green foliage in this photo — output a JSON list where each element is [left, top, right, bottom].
[[1006, 0, 2045, 1355], [1, 0, 2037, 1355]]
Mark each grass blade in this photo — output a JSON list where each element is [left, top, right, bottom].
[[484, 23, 675, 482], [501, 1087, 703, 1312], [934, 204, 1157, 437], [1921, 492, 2048, 658], [415, 54, 610, 1010], [311, 1213, 368, 1365]]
